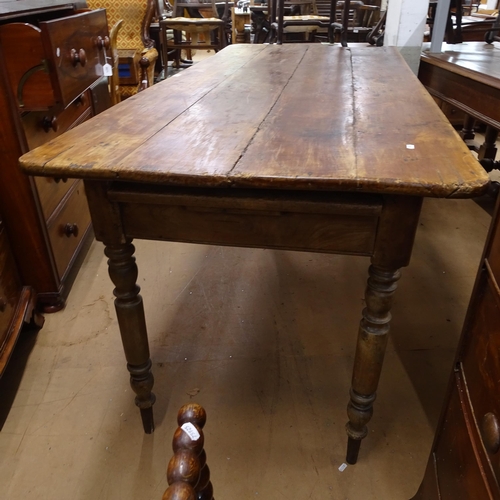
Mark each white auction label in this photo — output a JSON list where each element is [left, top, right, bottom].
[[181, 422, 200, 441]]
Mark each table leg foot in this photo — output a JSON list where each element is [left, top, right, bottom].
[[346, 436, 362, 465], [345, 264, 401, 463], [140, 406, 155, 434], [105, 241, 156, 434], [129, 359, 156, 433]]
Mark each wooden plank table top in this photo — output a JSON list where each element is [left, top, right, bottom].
[[20, 44, 490, 468], [21, 44, 488, 197]]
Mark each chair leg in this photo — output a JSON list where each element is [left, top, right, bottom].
[[460, 114, 476, 141], [138, 57, 150, 92], [478, 126, 499, 161], [341, 0, 350, 47], [173, 29, 182, 68]]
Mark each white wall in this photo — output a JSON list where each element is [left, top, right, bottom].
[[384, 0, 430, 74]]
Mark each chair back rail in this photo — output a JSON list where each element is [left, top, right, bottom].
[[273, 0, 352, 45]]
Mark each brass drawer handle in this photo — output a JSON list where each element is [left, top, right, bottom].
[[54, 177, 68, 184], [70, 48, 87, 67], [63, 223, 79, 238], [481, 412, 500, 454]]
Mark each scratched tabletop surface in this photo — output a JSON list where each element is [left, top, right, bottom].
[[20, 44, 489, 198]]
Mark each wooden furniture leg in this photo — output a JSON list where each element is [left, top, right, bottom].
[[346, 264, 400, 464], [163, 403, 214, 500], [105, 240, 156, 433], [459, 114, 475, 141], [478, 125, 499, 161], [345, 195, 423, 464]]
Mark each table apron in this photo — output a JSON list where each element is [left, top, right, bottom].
[[120, 202, 379, 255], [105, 187, 385, 256]]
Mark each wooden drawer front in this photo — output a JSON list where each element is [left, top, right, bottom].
[[34, 177, 78, 222], [434, 372, 493, 499], [121, 204, 379, 255], [23, 90, 92, 151], [0, 23, 56, 110], [462, 271, 500, 484], [487, 219, 500, 282], [40, 9, 108, 107], [0, 226, 22, 349], [25, 93, 91, 221], [47, 181, 91, 279], [110, 189, 383, 256]]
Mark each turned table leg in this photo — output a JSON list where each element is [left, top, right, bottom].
[[346, 264, 401, 464], [459, 114, 475, 141], [478, 125, 499, 161], [105, 240, 156, 433]]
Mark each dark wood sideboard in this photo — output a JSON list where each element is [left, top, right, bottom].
[[0, 0, 111, 313], [412, 196, 500, 499], [418, 42, 500, 161], [0, 209, 44, 377]]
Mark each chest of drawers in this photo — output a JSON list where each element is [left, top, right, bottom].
[[412, 199, 500, 499], [0, 213, 43, 377], [0, 1, 110, 312]]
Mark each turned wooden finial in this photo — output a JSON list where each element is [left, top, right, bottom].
[[177, 403, 207, 429], [162, 403, 214, 500]]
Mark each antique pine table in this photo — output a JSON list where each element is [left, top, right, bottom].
[[20, 43, 489, 464]]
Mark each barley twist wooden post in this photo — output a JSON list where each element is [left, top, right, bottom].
[[105, 241, 155, 433], [163, 404, 214, 500], [346, 264, 401, 464]]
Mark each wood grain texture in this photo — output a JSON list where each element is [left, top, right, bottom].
[[40, 9, 109, 107], [421, 42, 500, 91], [20, 44, 488, 198], [412, 191, 500, 499], [419, 42, 500, 131]]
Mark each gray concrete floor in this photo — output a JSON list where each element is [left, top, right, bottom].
[[0, 195, 493, 499]]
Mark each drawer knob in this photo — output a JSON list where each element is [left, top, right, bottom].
[[75, 93, 87, 107], [481, 412, 500, 454], [0, 297, 6, 312], [42, 116, 58, 133], [71, 48, 87, 67], [63, 223, 79, 238], [96, 35, 110, 49]]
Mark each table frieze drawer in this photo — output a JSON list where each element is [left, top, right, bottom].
[[47, 181, 91, 279], [111, 189, 383, 256]]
